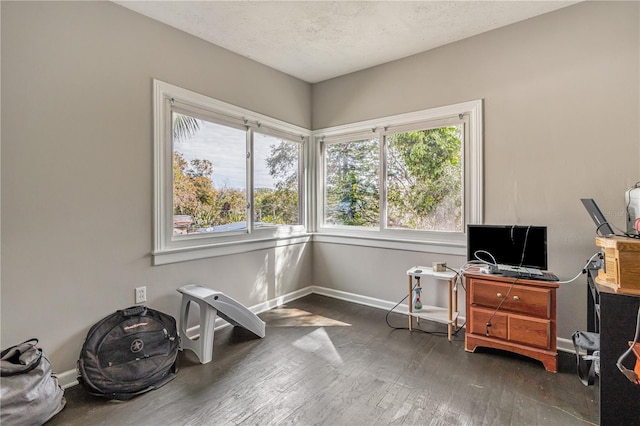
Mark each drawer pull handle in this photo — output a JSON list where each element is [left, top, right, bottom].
[[497, 292, 503, 298], [513, 295, 520, 301]]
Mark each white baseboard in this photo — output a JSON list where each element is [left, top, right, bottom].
[[311, 285, 575, 355], [57, 285, 574, 389], [310, 285, 407, 312], [556, 337, 575, 354]]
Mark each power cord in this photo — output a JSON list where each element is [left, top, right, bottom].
[[555, 252, 602, 284], [385, 280, 465, 339], [472, 250, 498, 267], [483, 280, 516, 337], [617, 305, 640, 385], [446, 265, 465, 292]]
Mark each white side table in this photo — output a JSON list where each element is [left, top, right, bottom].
[[405, 266, 459, 341]]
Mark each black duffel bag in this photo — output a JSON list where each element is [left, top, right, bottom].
[[77, 306, 179, 400]]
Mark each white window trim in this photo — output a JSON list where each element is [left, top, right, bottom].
[[313, 99, 483, 256], [153, 79, 311, 265], [153, 81, 481, 263]]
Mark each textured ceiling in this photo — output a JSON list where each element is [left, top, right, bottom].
[[113, 1, 579, 83]]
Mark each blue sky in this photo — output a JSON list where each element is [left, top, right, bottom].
[[174, 119, 278, 189]]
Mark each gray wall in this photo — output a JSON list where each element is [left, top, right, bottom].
[[1, 1, 312, 373], [1, 0, 639, 377], [312, 1, 640, 340]]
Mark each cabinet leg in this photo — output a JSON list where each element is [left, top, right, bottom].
[[542, 355, 558, 373]]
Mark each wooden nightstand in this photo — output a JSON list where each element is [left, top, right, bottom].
[[464, 272, 559, 372]]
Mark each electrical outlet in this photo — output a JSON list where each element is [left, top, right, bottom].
[[135, 286, 147, 304]]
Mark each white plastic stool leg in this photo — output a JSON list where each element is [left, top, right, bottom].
[[177, 284, 266, 364], [179, 296, 217, 364]]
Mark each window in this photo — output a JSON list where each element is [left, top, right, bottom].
[[172, 112, 247, 234], [385, 121, 463, 232], [316, 100, 483, 252], [154, 80, 309, 264], [324, 137, 380, 228], [253, 132, 301, 227], [154, 81, 480, 261]]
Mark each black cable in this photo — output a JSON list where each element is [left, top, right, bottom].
[[445, 266, 466, 291], [518, 226, 531, 267], [385, 280, 465, 338], [483, 280, 517, 337], [596, 221, 615, 237], [385, 283, 418, 331], [445, 265, 460, 276]]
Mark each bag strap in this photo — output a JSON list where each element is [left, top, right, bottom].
[[119, 306, 147, 317], [0, 338, 38, 359], [572, 332, 596, 386], [0, 338, 42, 377]]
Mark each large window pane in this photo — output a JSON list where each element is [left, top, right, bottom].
[[386, 126, 463, 231], [253, 133, 300, 226], [324, 139, 379, 227], [172, 112, 247, 234], [154, 80, 311, 264]]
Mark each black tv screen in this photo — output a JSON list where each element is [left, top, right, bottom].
[[466, 225, 548, 270]]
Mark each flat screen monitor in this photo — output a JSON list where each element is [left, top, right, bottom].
[[467, 225, 548, 270], [581, 198, 615, 237]]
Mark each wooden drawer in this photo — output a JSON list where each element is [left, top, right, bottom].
[[470, 279, 551, 318], [469, 307, 507, 339], [470, 307, 551, 349], [509, 314, 551, 349]]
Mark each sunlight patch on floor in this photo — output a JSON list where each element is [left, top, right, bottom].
[[262, 308, 351, 327], [292, 327, 344, 366]]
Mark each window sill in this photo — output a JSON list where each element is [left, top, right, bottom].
[[153, 229, 466, 265], [153, 233, 312, 265], [312, 231, 466, 255]]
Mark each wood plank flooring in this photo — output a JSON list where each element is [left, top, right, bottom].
[[48, 294, 599, 425]]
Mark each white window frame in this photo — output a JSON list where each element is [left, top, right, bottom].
[[314, 100, 483, 255], [153, 80, 311, 265]]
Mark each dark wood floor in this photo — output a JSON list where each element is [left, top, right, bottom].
[[48, 294, 599, 425]]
